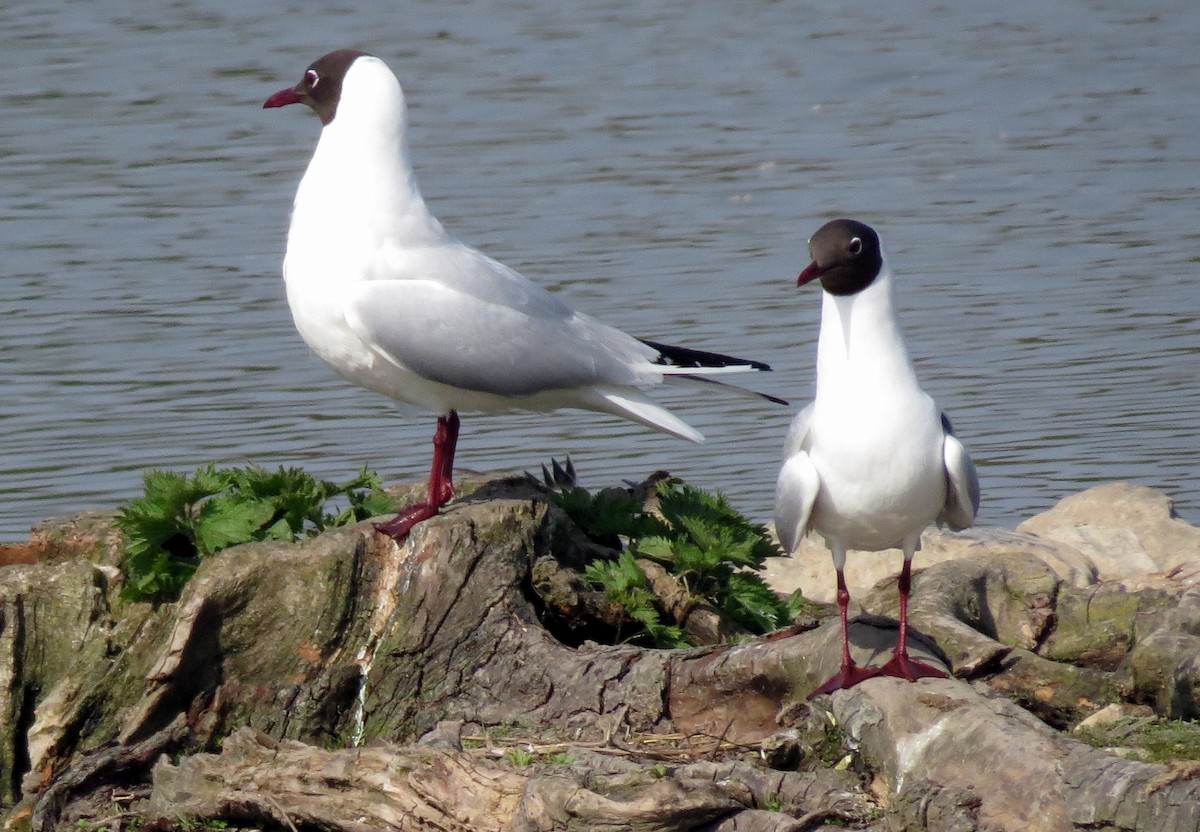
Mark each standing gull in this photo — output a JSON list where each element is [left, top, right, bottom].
[[263, 49, 781, 540], [773, 219, 979, 698]]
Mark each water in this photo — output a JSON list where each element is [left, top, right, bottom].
[[2, 0, 1198, 541]]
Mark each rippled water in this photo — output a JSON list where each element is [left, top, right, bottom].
[[2, 0, 1198, 540]]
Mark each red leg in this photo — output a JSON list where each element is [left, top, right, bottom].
[[374, 411, 460, 540], [879, 558, 947, 682], [807, 568, 883, 699], [431, 411, 459, 505]]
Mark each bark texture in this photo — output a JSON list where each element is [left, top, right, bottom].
[[0, 476, 1198, 832]]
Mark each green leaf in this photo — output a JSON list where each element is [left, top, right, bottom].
[[347, 489, 395, 521], [632, 535, 676, 563], [561, 477, 796, 643], [117, 463, 393, 603], [783, 589, 818, 619], [629, 603, 688, 648], [583, 551, 688, 648], [585, 549, 647, 594], [260, 516, 297, 542], [194, 495, 277, 554], [552, 486, 667, 544], [721, 572, 792, 633], [655, 480, 781, 568]]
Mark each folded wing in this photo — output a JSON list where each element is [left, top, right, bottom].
[[937, 412, 980, 530], [774, 404, 819, 554]]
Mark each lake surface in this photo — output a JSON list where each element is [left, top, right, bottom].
[[2, 0, 1198, 541]]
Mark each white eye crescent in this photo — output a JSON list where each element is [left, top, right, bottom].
[[848, 236, 862, 255], [305, 69, 320, 88]]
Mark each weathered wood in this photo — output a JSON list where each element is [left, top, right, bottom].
[[835, 678, 1200, 832], [32, 716, 188, 832], [140, 727, 874, 832]]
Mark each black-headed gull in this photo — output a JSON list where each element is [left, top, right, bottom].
[[773, 219, 979, 698], [264, 50, 781, 540]]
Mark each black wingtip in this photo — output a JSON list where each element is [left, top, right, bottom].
[[677, 374, 790, 406], [639, 338, 772, 372]]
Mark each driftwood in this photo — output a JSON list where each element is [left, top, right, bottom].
[[0, 475, 1198, 832]]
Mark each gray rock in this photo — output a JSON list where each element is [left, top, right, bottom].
[[765, 482, 1200, 604]]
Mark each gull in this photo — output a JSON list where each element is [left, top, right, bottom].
[[773, 218, 979, 698], [263, 49, 781, 539]]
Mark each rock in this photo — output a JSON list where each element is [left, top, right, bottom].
[[0, 543, 43, 567], [1122, 583, 1200, 720], [763, 526, 1087, 605], [1073, 703, 1155, 733], [16, 512, 125, 566], [1018, 482, 1200, 580], [766, 482, 1200, 605], [763, 527, 983, 605]]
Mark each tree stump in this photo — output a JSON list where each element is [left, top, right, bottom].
[[1, 476, 1198, 831]]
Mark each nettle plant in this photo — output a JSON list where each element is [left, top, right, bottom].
[[117, 465, 393, 602], [557, 480, 807, 647]]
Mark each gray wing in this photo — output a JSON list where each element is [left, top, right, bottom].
[[774, 404, 819, 555], [347, 243, 658, 396], [937, 412, 980, 530], [375, 242, 575, 315]]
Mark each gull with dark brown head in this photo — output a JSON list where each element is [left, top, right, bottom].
[[264, 50, 782, 540], [774, 218, 979, 699]]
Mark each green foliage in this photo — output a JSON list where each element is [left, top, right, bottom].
[[118, 464, 393, 602], [653, 482, 782, 569], [783, 587, 821, 619], [553, 485, 666, 545], [720, 572, 791, 634], [584, 550, 688, 648], [505, 746, 536, 767], [569, 479, 800, 648], [632, 481, 792, 637]]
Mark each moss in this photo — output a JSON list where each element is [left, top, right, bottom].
[[811, 722, 849, 769], [1136, 722, 1200, 762], [1076, 718, 1200, 763], [1041, 590, 1139, 669]]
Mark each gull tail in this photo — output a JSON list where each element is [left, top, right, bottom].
[[595, 390, 705, 444], [640, 339, 788, 406]]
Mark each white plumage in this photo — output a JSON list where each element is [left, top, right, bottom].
[[265, 50, 778, 538], [774, 218, 978, 698]]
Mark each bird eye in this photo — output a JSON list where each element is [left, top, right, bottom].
[[848, 237, 862, 255], [305, 69, 320, 88]]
